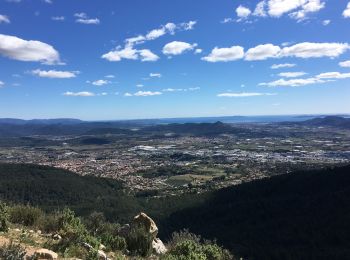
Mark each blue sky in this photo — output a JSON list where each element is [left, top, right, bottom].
[[0, 0, 350, 120]]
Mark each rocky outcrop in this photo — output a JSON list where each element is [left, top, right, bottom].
[[132, 212, 158, 239], [34, 248, 58, 259], [131, 212, 167, 255]]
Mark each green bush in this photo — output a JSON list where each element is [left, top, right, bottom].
[[101, 233, 127, 252], [0, 242, 26, 260], [9, 205, 43, 227], [55, 208, 99, 253], [163, 236, 234, 260], [126, 225, 153, 257], [0, 201, 9, 232], [37, 212, 61, 233]]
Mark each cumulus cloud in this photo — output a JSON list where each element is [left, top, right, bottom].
[[343, 2, 350, 18], [339, 60, 350, 67], [105, 75, 115, 78], [125, 91, 162, 97], [162, 41, 197, 56], [236, 5, 252, 19], [271, 63, 296, 69], [202, 46, 244, 62], [91, 79, 110, 86], [0, 34, 61, 64], [278, 72, 307, 77], [0, 81, 4, 87], [245, 44, 281, 61], [63, 91, 95, 97], [102, 21, 196, 63], [139, 49, 159, 61], [101, 47, 158, 62], [74, 13, 100, 25], [51, 16, 65, 21], [0, 15, 10, 24], [280, 42, 349, 58], [217, 92, 276, 97], [205, 42, 349, 63], [32, 69, 77, 78], [232, 0, 325, 22], [268, 0, 325, 20]]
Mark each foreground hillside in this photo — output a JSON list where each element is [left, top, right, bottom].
[[163, 165, 350, 260], [1, 163, 350, 259]]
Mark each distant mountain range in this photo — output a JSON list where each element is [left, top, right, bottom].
[[0, 115, 349, 137]]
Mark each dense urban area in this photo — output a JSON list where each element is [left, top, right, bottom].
[[0, 117, 349, 195]]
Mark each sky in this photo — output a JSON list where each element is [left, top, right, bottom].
[[0, 0, 350, 120]]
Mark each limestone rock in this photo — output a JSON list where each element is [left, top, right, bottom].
[[152, 238, 167, 255], [132, 212, 158, 238], [34, 248, 58, 259]]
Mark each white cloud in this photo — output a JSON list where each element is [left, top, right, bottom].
[[254, 1, 267, 17], [163, 88, 183, 92], [102, 46, 158, 62], [271, 63, 296, 69], [280, 42, 349, 58], [92, 79, 110, 86], [74, 13, 100, 25], [52, 16, 65, 21], [181, 21, 197, 30], [125, 91, 162, 97], [150, 73, 161, 78], [259, 77, 325, 87], [139, 49, 159, 61], [103, 20, 196, 63], [32, 69, 77, 78], [288, 0, 325, 21], [339, 60, 350, 67], [43, 0, 53, 4], [217, 92, 276, 97], [343, 2, 350, 18], [221, 18, 234, 24], [0, 15, 10, 24], [261, 71, 350, 87], [236, 5, 251, 19], [134, 91, 162, 96], [268, 0, 325, 19], [278, 71, 307, 78], [63, 91, 95, 97], [316, 71, 350, 79], [245, 44, 281, 61], [0, 34, 61, 64], [162, 41, 197, 56], [202, 46, 244, 62], [0, 81, 4, 87], [136, 84, 144, 88], [194, 48, 203, 54], [105, 75, 115, 78], [322, 19, 331, 26], [189, 87, 200, 91]]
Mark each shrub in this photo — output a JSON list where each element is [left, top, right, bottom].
[[101, 233, 127, 252], [55, 208, 99, 253], [85, 212, 106, 236], [0, 201, 9, 232], [9, 205, 43, 227], [37, 212, 61, 233], [163, 232, 234, 260], [126, 225, 153, 257], [0, 242, 26, 260]]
